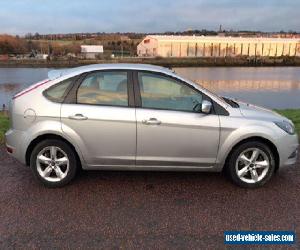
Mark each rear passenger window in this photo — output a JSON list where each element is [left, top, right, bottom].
[[44, 77, 74, 103], [77, 71, 128, 107]]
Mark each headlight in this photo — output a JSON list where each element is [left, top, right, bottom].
[[274, 120, 295, 135]]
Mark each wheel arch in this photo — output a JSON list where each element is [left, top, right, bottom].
[[223, 136, 280, 172], [25, 133, 83, 169]]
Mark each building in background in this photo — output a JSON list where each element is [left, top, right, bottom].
[[81, 45, 104, 59], [137, 35, 300, 58], [36, 54, 48, 60]]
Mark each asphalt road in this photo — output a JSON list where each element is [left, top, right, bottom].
[[0, 145, 299, 249]]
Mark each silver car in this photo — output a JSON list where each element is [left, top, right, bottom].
[[5, 64, 299, 188]]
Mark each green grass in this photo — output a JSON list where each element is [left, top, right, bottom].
[[275, 109, 300, 136], [0, 109, 299, 144], [0, 112, 9, 143]]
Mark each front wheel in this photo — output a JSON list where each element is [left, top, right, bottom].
[[30, 139, 78, 188], [226, 141, 276, 188]]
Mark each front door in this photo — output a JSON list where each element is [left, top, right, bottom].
[[61, 70, 136, 167], [135, 71, 220, 168]]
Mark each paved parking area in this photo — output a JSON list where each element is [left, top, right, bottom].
[[0, 145, 299, 249]]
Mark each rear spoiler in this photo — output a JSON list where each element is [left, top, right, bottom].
[[48, 66, 86, 80], [48, 69, 68, 80]]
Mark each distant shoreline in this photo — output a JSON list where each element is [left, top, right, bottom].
[[1, 57, 300, 68]]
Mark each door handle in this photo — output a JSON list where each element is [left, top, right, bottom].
[[68, 114, 88, 120], [142, 118, 161, 125]]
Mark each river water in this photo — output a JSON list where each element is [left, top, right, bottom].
[[0, 67, 299, 109]]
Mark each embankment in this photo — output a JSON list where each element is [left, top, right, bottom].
[[1, 56, 300, 68]]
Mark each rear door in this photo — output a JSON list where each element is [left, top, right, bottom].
[[134, 71, 220, 168], [61, 70, 136, 167]]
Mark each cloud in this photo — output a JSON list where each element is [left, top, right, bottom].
[[0, 0, 299, 34]]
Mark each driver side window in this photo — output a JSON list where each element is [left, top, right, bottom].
[[138, 72, 203, 112]]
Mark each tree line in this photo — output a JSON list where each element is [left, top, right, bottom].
[[0, 35, 81, 56]]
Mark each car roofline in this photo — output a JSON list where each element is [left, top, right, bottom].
[[48, 63, 174, 80]]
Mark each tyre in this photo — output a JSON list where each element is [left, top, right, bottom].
[[226, 141, 275, 188], [30, 139, 78, 188]]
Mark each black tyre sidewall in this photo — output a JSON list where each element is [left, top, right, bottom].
[[30, 139, 77, 188], [227, 141, 275, 188]]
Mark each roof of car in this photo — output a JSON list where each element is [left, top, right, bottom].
[[48, 63, 174, 80]]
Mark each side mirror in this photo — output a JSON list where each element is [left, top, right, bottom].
[[201, 100, 212, 114]]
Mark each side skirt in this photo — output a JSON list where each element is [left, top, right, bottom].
[[82, 164, 220, 172]]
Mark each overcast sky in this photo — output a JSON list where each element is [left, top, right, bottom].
[[0, 0, 299, 34]]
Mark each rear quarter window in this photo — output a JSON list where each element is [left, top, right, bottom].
[[44, 77, 74, 103]]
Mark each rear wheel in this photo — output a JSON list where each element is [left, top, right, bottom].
[[30, 139, 78, 188], [226, 141, 275, 188]]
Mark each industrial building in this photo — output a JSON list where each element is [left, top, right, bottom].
[[81, 45, 104, 59], [137, 35, 300, 58]]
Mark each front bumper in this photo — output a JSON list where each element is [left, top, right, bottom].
[[276, 132, 299, 168]]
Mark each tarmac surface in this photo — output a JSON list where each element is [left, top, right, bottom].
[[0, 145, 299, 249]]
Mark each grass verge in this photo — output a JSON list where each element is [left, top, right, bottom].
[[0, 109, 299, 144], [0, 112, 9, 143]]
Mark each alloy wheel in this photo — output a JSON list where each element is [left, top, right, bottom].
[[235, 148, 270, 184], [36, 146, 70, 182]]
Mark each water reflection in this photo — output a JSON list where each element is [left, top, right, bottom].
[[191, 79, 300, 109], [0, 83, 23, 109], [194, 79, 300, 92], [0, 67, 50, 109], [0, 83, 22, 92], [0, 67, 300, 109], [174, 67, 300, 109]]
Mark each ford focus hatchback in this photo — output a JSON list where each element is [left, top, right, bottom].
[[5, 64, 298, 188]]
